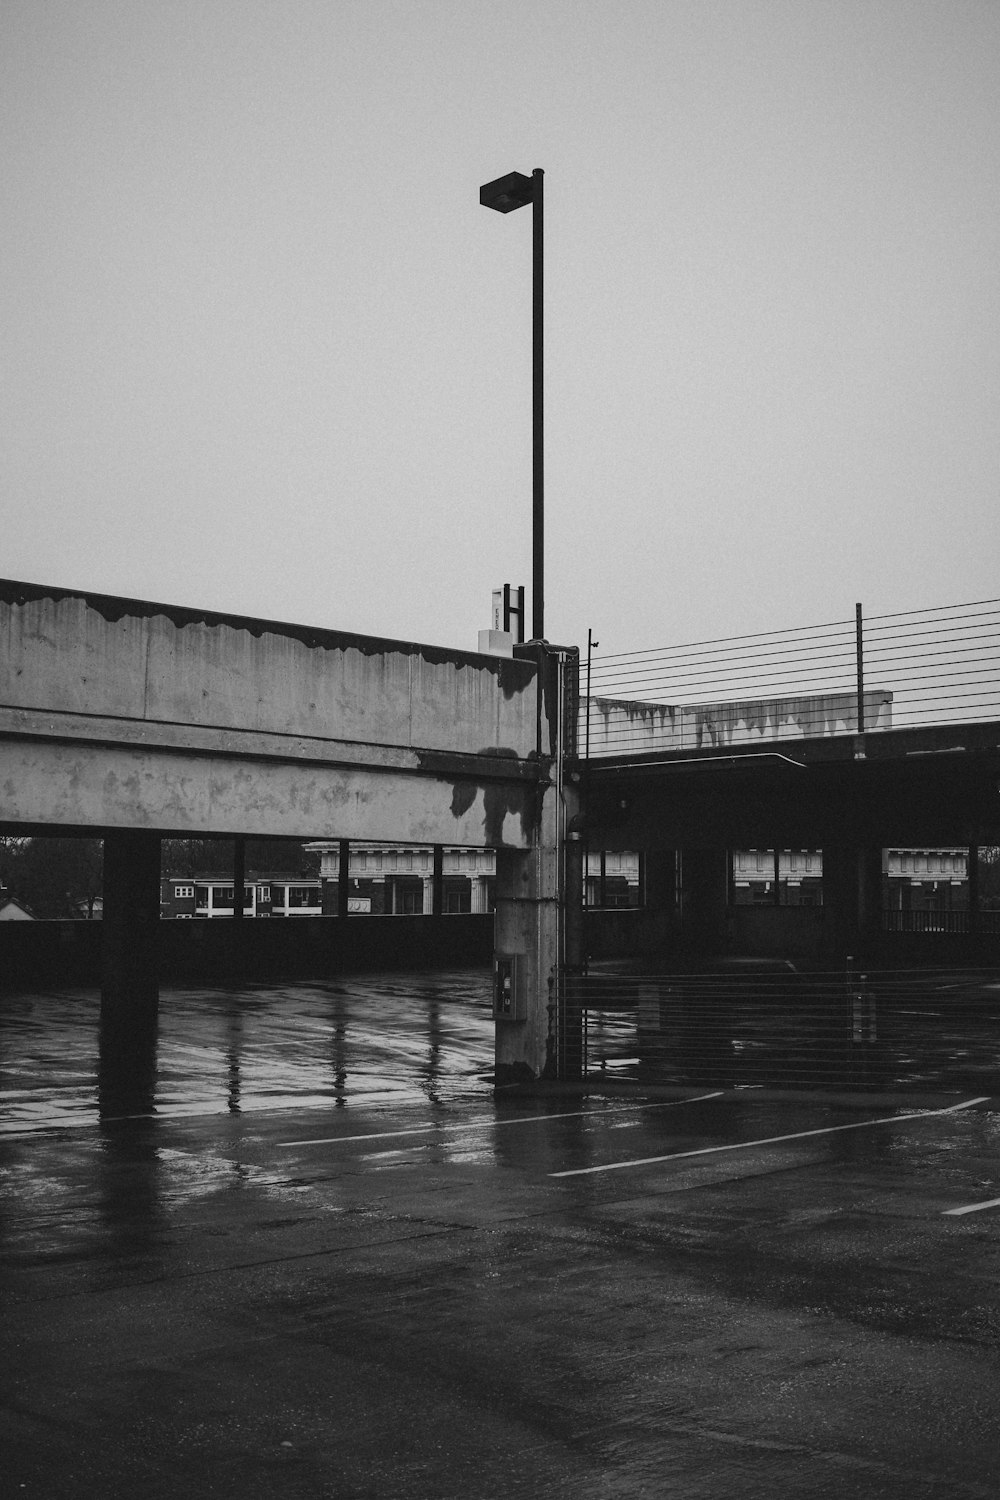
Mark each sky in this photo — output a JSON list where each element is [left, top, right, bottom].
[[2, 0, 999, 657]]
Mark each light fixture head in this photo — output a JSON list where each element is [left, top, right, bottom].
[[480, 171, 534, 213]]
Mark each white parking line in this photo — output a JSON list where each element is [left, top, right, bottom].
[[549, 1097, 990, 1178], [943, 1195, 1000, 1217], [278, 1092, 724, 1148]]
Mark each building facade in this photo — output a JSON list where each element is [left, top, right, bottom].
[[159, 846, 646, 917], [730, 847, 973, 914], [160, 876, 324, 919], [159, 846, 981, 923]]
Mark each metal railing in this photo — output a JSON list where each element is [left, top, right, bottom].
[[883, 909, 1000, 935], [573, 963, 1000, 1094], [583, 597, 1000, 758]]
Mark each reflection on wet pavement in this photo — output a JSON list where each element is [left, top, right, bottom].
[[0, 969, 494, 1134], [3, 967, 1000, 1498]]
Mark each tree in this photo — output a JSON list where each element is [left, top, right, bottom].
[[1, 836, 103, 918], [978, 846, 1000, 908], [160, 837, 319, 879]]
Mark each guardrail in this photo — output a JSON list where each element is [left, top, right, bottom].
[[583, 597, 1000, 757], [572, 963, 1000, 1094], [883, 910, 1000, 935]]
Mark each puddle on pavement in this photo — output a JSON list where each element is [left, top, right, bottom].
[[0, 970, 495, 1134]]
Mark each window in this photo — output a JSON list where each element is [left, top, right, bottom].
[[287, 885, 318, 908], [174, 885, 194, 899], [444, 883, 472, 914], [730, 851, 823, 907]]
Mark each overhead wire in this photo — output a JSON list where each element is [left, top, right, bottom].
[[583, 596, 1000, 754]]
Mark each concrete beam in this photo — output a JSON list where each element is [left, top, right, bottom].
[[0, 739, 540, 847], [0, 584, 540, 761], [0, 583, 551, 847], [0, 706, 542, 781]]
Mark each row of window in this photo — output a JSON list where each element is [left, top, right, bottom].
[[165, 850, 987, 918], [168, 885, 320, 906], [161, 877, 488, 917]]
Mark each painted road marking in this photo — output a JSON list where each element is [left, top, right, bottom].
[[549, 1097, 990, 1178], [943, 1195, 1000, 1217], [279, 1093, 725, 1148]]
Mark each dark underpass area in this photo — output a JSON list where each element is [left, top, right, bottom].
[[3, 968, 1000, 1499]]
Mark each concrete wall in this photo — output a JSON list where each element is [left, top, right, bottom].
[[726, 905, 829, 964], [1, 585, 537, 754], [0, 914, 494, 986], [584, 906, 999, 969], [584, 908, 674, 960], [0, 583, 545, 847], [583, 689, 893, 758], [583, 901, 828, 964]]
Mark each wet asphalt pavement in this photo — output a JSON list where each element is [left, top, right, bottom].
[[3, 971, 1000, 1499]]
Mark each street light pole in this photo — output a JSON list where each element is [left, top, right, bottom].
[[480, 167, 545, 641], [531, 168, 544, 642]]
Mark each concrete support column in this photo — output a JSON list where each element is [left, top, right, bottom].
[[493, 640, 581, 1085], [968, 844, 980, 935], [642, 849, 678, 950], [470, 874, 489, 914], [100, 830, 161, 1115], [337, 839, 351, 917], [679, 847, 730, 955], [232, 836, 245, 923], [494, 784, 583, 1082], [857, 846, 884, 939], [561, 829, 586, 1081], [823, 845, 884, 961], [432, 845, 444, 917], [421, 874, 434, 914], [494, 825, 559, 1085], [229, 835, 247, 976]]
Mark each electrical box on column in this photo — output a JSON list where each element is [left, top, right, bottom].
[[493, 954, 526, 1021]]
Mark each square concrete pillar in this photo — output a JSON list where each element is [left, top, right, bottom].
[[494, 822, 559, 1086], [493, 642, 581, 1085], [641, 848, 679, 951], [823, 844, 884, 962], [100, 830, 161, 1115], [679, 847, 730, 955], [493, 778, 585, 1084]]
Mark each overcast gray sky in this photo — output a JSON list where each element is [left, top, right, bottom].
[[3, 0, 998, 656]]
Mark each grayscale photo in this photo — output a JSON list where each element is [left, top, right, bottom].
[[2, 2, 999, 1495]]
